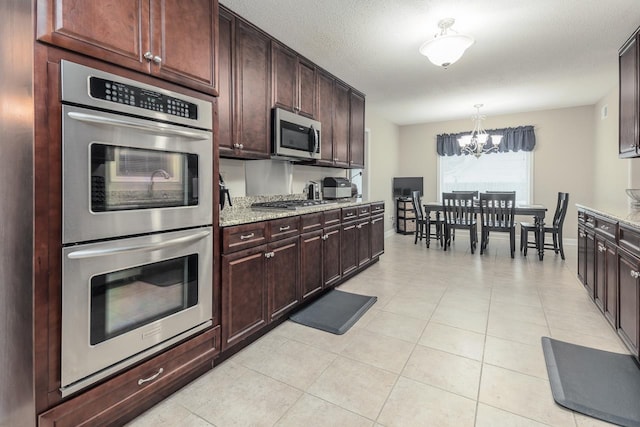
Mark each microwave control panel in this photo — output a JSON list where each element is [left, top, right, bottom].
[[89, 76, 198, 120]]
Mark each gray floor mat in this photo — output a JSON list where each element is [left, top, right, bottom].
[[289, 290, 376, 335], [541, 336, 640, 427]]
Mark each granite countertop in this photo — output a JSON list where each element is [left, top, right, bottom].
[[220, 194, 382, 227], [576, 203, 640, 229]]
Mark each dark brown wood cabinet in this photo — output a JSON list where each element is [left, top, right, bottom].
[[300, 229, 324, 300], [317, 69, 336, 165], [323, 224, 342, 287], [371, 213, 385, 259], [349, 90, 366, 168], [617, 248, 639, 356], [585, 216, 596, 298], [267, 236, 300, 320], [357, 218, 371, 267], [36, 0, 219, 95], [333, 81, 351, 168], [272, 42, 316, 118], [218, 6, 271, 159], [594, 215, 618, 322], [619, 27, 639, 158]]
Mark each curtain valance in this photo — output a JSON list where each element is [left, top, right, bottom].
[[436, 125, 536, 156]]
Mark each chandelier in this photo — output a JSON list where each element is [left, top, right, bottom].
[[419, 18, 474, 68], [458, 104, 502, 158]]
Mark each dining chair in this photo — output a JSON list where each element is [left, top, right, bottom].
[[450, 191, 478, 241], [442, 192, 477, 253], [520, 192, 569, 259], [479, 192, 517, 258], [411, 191, 442, 247]]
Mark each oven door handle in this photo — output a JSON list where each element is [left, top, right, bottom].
[[66, 230, 211, 259], [67, 111, 209, 140]]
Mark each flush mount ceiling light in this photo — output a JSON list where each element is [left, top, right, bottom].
[[419, 18, 474, 68], [458, 104, 502, 158]]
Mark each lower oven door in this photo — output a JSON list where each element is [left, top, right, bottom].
[[60, 227, 213, 397]]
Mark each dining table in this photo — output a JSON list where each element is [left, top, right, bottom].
[[423, 202, 548, 260]]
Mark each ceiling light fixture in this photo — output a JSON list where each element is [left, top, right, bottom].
[[419, 18, 474, 68], [458, 104, 501, 158]]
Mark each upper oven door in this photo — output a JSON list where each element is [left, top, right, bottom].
[[62, 104, 213, 244]]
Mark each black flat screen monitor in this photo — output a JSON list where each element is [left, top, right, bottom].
[[393, 177, 423, 197]]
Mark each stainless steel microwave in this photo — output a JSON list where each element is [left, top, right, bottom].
[[272, 108, 321, 160]]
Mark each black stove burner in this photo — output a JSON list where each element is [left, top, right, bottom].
[[251, 200, 337, 210]]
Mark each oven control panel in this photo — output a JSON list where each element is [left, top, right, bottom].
[[89, 77, 198, 120]]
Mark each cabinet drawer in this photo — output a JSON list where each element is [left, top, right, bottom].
[[371, 202, 384, 214], [301, 212, 323, 233], [585, 214, 596, 229], [39, 327, 219, 427], [269, 216, 300, 241], [223, 223, 267, 253], [593, 215, 618, 243], [342, 207, 358, 222], [357, 204, 371, 217], [323, 209, 341, 226], [620, 224, 640, 257], [578, 209, 585, 224]]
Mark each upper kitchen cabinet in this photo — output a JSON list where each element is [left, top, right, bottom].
[[272, 42, 317, 118], [333, 81, 351, 168], [317, 69, 336, 165], [218, 6, 271, 159], [349, 89, 366, 168], [36, 0, 219, 95], [619, 26, 640, 158]]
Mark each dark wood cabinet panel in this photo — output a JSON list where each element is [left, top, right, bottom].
[[323, 224, 342, 288], [585, 227, 596, 298], [371, 214, 385, 259], [605, 242, 618, 327], [595, 235, 606, 311], [222, 245, 268, 349], [268, 237, 300, 320], [349, 90, 365, 168], [317, 69, 335, 165], [333, 81, 350, 168], [36, 0, 218, 95], [298, 59, 316, 118], [619, 30, 639, 158], [217, 7, 234, 152], [341, 221, 358, 276], [300, 230, 323, 300], [234, 19, 271, 158], [578, 225, 586, 284], [618, 249, 639, 356], [357, 218, 371, 267], [272, 42, 297, 113]]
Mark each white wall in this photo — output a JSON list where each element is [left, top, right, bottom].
[[398, 106, 598, 239]]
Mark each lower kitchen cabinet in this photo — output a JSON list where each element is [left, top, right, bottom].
[[268, 236, 300, 320], [323, 224, 342, 287], [300, 229, 324, 300], [617, 248, 639, 356], [341, 219, 358, 276], [585, 222, 596, 298], [371, 214, 385, 258], [357, 218, 371, 267], [221, 245, 268, 349]]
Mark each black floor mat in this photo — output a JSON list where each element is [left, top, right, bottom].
[[541, 336, 640, 427], [289, 290, 377, 335]]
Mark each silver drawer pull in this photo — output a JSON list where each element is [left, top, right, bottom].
[[600, 225, 609, 230], [279, 225, 290, 231], [597, 244, 605, 252], [361, 209, 368, 213], [240, 233, 255, 240], [265, 251, 275, 258], [138, 368, 164, 386], [631, 271, 640, 279]]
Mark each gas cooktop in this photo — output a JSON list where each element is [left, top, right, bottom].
[[251, 199, 337, 211]]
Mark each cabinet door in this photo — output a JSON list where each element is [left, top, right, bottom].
[[341, 221, 358, 276], [595, 236, 606, 311], [300, 230, 323, 300], [267, 236, 300, 320], [218, 8, 235, 153], [235, 19, 271, 158], [618, 250, 639, 356], [577, 226, 586, 284], [333, 81, 350, 167], [150, 0, 218, 94], [317, 70, 335, 165], [605, 242, 618, 328], [585, 230, 595, 298], [298, 59, 316, 118], [36, 0, 151, 73], [272, 42, 297, 113], [222, 245, 268, 349], [371, 214, 385, 258], [619, 34, 639, 158], [323, 224, 342, 288], [357, 218, 371, 267], [349, 90, 365, 168]]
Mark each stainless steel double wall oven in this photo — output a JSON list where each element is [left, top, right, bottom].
[[60, 61, 214, 397]]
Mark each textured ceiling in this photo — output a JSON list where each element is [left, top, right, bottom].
[[220, 0, 640, 125]]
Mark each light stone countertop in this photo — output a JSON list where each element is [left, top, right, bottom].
[[220, 194, 383, 227], [575, 203, 640, 229]]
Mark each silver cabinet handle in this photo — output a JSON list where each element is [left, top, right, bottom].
[[265, 251, 275, 258], [67, 111, 208, 139], [597, 244, 605, 252], [579, 231, 586, 238], [138, 368, 163, 386], [322, 234, 328, 240], [152, 55, 162, 64], [240, 233, 255, 240], [67, 230, 210, 259], [631, 270, 640, 279], [143, 51, 154, 60], [279, 225, 291, 231]]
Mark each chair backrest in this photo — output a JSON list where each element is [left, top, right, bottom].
[[452, 190, 479, 199], [411, 190, 424, 221], [442, 192, 475, 225], [479, 192, 516, 228], [552, 192, 569, 229]]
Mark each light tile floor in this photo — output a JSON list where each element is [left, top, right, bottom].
[[128, 233, 628, 427]]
